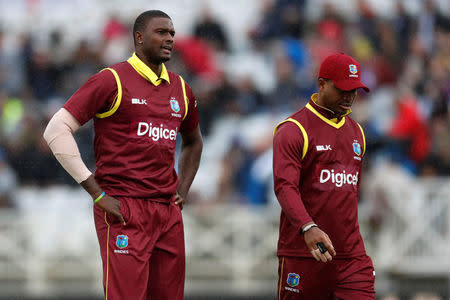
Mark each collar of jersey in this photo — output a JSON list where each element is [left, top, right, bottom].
[[127, 52, 170, 86], [306, 93, 350, 129]]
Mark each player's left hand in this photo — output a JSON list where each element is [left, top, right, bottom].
[[174, 192, 185, 210], [303, 226, 336, 262]]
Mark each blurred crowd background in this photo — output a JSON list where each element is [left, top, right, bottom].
[[0, 0, 449, 299]]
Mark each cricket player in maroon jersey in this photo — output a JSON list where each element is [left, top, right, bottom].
[[273, 53, 375, 299], [43, 10, 202, 300]]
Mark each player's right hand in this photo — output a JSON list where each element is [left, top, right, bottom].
[[95, 194, 126, 225], [304, 227, 336, 262]]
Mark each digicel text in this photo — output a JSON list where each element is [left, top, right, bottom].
[[137, 122, 177, 141], [319, 169, 358, 187]]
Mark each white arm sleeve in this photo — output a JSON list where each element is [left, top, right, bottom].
[[43, 108, 92, 183]]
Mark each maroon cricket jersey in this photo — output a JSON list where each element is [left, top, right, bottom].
[[273, 94, 367, 258], [64, 53, 199, 200]]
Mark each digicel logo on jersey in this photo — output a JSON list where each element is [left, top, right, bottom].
[[136, 122, 177, 141], [319, 169, 358, 187]]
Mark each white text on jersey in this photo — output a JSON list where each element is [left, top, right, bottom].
[[316, 145, 332, 151], [320, 169, 358, 187], [137, 122, 177, 141], [132, 98, 147, 105]]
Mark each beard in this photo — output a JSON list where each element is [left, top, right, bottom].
[[142, 47, 171, 65], [160, 55, 170, 63]]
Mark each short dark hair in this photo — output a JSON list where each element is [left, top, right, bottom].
[[133, 10, 171, 45]]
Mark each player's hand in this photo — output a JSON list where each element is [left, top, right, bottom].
[[174, 192, 185, 210], [95, 194, 126, 225], [304, 227, 336, 262]]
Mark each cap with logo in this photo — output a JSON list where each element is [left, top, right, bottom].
[[318, 53, 370, 92]]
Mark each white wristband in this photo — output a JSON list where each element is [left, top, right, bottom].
[[301, 223, 318, 234]]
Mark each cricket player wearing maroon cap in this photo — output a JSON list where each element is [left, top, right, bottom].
[[273, 53, 375, 299], [43, 10, 203, 300]]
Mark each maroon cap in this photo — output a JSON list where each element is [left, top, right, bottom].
[[318, 53, 370, 92]]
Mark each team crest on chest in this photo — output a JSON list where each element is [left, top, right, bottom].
[[353, 141, 361, 156], [170, 97, 180, 113]]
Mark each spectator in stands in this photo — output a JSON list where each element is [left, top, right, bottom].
[[267, 52, 302, 111], [316, 3, 345, 50], [274, 0, 306, 39], [417, 0, 450, 54], [175, 36, 220, 82], [0, 30, 28, 95], [282, 38, 315, 99], [102, 13, 128, 42], [248, 0, 279, 44], [233, 75, 266, 114], [101, 13, 131, 66], [26, 49, 59, 101], [421, 111, 450, 176], [216, 138, 252, 203], [392, 1, 414, 56], [375, 21, 401, 77], [0, 147, 17, 208], [356, 0, 378, 49], [388, 90, 431, 173], [191, 71, 236, 137], [193, 7, 230, 52], [68, 39, 101, 94], [48, 30, 67, 66], [249, 0, 306, 43]]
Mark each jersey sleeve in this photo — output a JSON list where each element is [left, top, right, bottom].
[[63, 69, 117, 125], [273, 122, 313, 232], [179, 82, 199, 133]]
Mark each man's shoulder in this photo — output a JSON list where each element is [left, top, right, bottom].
[[288, 106, 310, 123], [90, 62, 131, 86], [166, 69, 184, 83], [344, 115, 362, 129], [107, 61, 131, 72], [275, 107, 310, 136]]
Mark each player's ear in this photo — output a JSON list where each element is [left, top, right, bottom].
[[318, 78, 327, 91], [135, 31, 144, 45]]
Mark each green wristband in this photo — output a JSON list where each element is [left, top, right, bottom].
[[94, 191, 106, 204]]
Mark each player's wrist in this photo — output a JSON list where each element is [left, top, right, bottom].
[[301, 223, 318, 235], [93, 191, 106, 204]]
